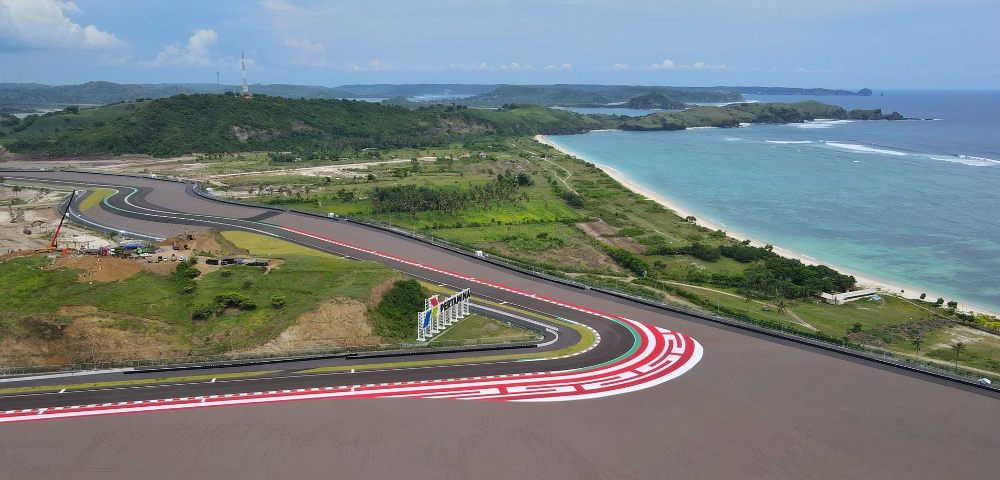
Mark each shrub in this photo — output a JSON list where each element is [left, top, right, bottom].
[[191, 304, 215, 319], [242, 277, 254, 289], [271, 295, 286, 308], [562, 191, 584, 207], [604, 245, 650, 276], [214, 292, 257, 310], [689, 242, 721, 262], [220, 270, 232, 278], [372, 279, 427, 338], [173, 261, 200, 279]]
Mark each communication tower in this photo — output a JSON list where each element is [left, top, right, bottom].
[[241, 53, 250, 98]]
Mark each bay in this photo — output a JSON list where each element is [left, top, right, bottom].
[[548, 91, 1000, 314]]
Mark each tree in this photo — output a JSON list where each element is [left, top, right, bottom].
[[0, 175, 5, 195], [951, 342, 966, 372], [934, 298, 945, 307], [919, 293, 926, 300], [911, 335, 924, 357], [742, 286, 755, 315], [11, 185, 21, 199], [775, 299, 788, 317]]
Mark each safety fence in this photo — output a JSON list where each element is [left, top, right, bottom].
[[0, 334, 540, 378]]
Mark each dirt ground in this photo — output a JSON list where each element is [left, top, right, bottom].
[[0, 186, 115, 253], [250, 297, 383, 353], [0, 312, 175, 366], [577, 220, 645, 254]]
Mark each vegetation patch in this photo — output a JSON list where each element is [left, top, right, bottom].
[[370, 279, 428, 339]]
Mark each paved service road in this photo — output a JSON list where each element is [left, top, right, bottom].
[[1, 171, 999, 480]]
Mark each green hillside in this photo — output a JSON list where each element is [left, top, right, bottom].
[[0, 101, 148, 144], [5, 94, 605, 157]]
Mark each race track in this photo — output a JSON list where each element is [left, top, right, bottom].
[[1, 171, 998, 480]]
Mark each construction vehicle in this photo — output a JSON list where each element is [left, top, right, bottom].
[[22, 226, 31, 235], [173, 226, 195, 241], [44, 190, 76, 252], [172, 241, 180, 250]]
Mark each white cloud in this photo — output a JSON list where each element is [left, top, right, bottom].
[[607, 63, 630, 70], [145, 30, 218, 67], [500, 62, 533, 71], [646, 59, 728, 70], [450, 63, 493, 70], [544, 63, 572, 70], [346, 60, 393, 71], [649, 59, 676, 69], [286, 38, 325, 66], [0, 0, 124, 50]]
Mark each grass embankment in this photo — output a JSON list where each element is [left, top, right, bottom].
[[0, 241, 400, 366]]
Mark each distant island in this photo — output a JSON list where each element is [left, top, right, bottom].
[[622, 92, 687, 110], [1, 82, 876, 114]]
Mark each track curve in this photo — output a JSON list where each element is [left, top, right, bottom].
[[1, 171, 703, 421]]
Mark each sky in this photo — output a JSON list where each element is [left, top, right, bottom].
[[1, 0, 998, 89]]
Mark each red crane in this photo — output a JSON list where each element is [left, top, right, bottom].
[[48, 190, 76, 251]]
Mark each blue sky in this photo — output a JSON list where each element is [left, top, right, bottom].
[[1, 0, 998, 89]]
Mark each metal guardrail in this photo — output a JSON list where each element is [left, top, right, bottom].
[[0, 334, 540, 378]]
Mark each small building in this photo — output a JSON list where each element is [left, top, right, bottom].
[[817, 289, 878, 305], [460, 153, 471, 159]]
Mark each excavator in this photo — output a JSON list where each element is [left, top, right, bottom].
[[35, 190, 75, 254]]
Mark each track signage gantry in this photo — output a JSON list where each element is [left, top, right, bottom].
[[417, 288, 471, 341]]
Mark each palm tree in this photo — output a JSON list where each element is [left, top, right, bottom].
[[775, 299, 788, 317], [951, 342, 966, 372], [910, 335, 924, 357], [11, 185, 21, 199], [743, 288, 754, 315]]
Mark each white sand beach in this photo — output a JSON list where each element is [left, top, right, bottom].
[[535, 135, 997, 317]]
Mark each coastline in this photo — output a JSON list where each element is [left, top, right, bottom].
[[535, 134, 998, 317]]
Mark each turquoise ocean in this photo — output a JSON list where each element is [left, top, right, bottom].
[[550, 91, 1000, 314]]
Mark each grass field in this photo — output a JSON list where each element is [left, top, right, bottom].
[[0, 247, 400, 364], [221, 231, 340, 259], [78, 188, 116, 211], [433, 314, 535, 342]]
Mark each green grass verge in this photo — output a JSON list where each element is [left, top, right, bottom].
[[221, 230, 339, 259], [78, 188, 116, 212], [432, 314, 534, 342]]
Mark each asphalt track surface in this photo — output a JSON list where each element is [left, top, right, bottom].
[[2, 171, 999, 479]]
